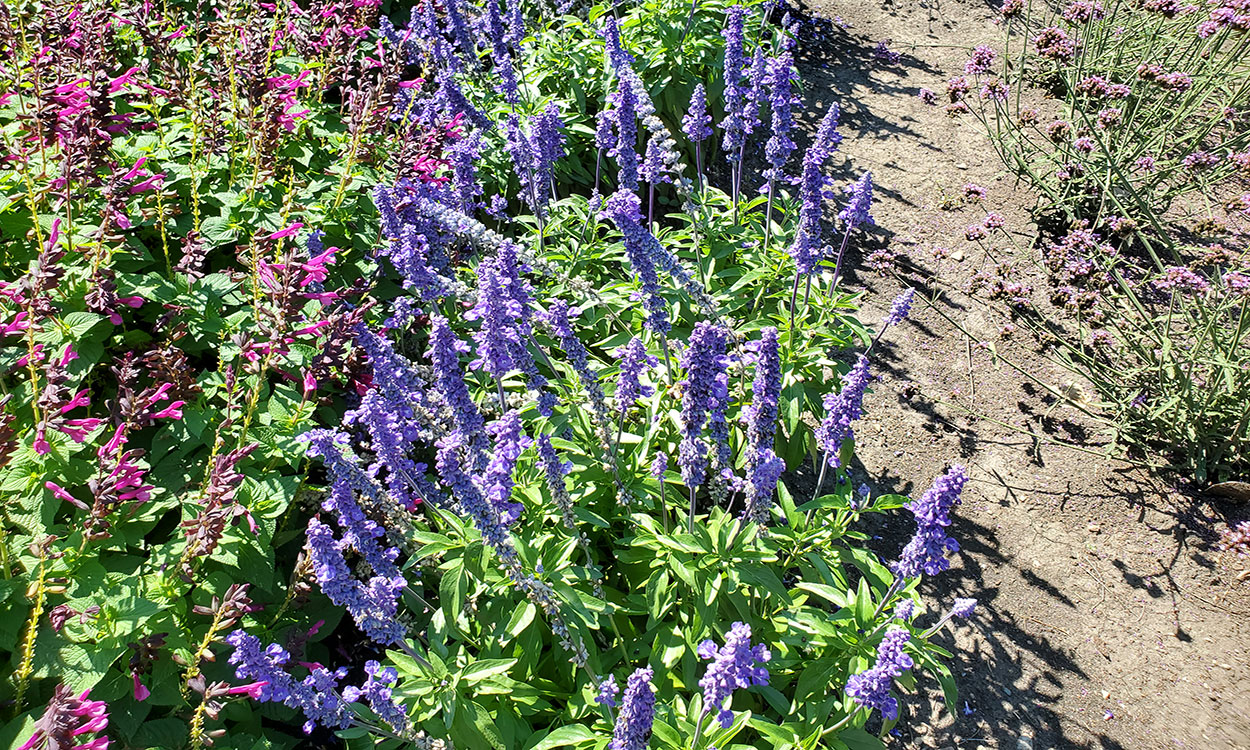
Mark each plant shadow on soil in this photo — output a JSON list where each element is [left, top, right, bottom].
[[782, 0, 1250, 748]]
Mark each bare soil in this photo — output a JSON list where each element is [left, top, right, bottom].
[[788, 0, 1250, 748]]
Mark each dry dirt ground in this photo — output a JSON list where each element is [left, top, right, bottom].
[[786, 0, 1250, 748]]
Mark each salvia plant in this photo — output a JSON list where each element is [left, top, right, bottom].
[[3, 1, 980, 749], [930, 0, 1250, 482]]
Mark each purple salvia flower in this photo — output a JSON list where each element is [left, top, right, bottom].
[[603, 190, 669, 333], [610, 668, 656, 750], [677, 322, 731, 490], [531, 102, 567, 210], [604, 189, 716, 318], [226, 631, 354, 734], [436, 69, 491, 131], [883, 288, 915, 328], [601, 14, 634, 72], [743, 327, 781, 452], [482, 0, 520, 103], [615, 337, 657, 415], [342, 661, 408, 734], [302, 430, 404, 576], [449, 132, 484, 214], [894, 600, 915, 620], [427, 315, 486, 447], [306, 519, 406, 646], [640, 136, 672, 185], [504, 113, 540, 215], [721, 6, 749, 159], [697, 622, 772, 729], [742, 328, 783, 523], [951, 597, 977, 618], [596, 110, 617, 150], [893, 465, 970, 578], [467, 250, 528, 384], [789, 106, 843, 274], [435, 430, 518, 562], [763, 52, 798, 182], [814, 355, 871, 468], [442, 0, 478, 68], [845, 627, 914, 720], [348, 326, 440, 508], [743, 47, 768, 139], [505, 0, 525, 51], [596, 674, 620, 708], [542, 300, 606, 412], [483, 411, 530, 527], [536, 433, 576, 529], [226, 630, 296, 704], [838, 172, 875, 230], [651, 451, 668, 482], [682, 83, 713, 142], [611, 75, 640, 191]]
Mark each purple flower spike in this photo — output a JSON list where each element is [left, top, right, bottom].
[[615, 337, 657, 415], [677, 322, 731, 490], [682, 83, 713, 143], [883, 288, 916, 328], [650, 451, 669, 482], [742, 328, 783, 524], [596, 674, 620, 708], [697, 622, 772, 729], [838, 172, 875, 230], [763, 52, 798, 182], [845, 628, 914, 720], [893, 465, 970, 578], [790, 106, 843, 274], [342, 660, 408, 734], [306, 519, 406, 646], [951, 597, 977, 618], [610, 668, 656, 750], [815, 355, 872, 468]]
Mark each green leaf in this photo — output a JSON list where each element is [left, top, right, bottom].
[[837, 728, 886, 750], [461, 658, 518, 683], [524, 725, 599, 750]]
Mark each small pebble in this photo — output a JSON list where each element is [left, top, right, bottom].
[[1088, 524, 1101, 533]]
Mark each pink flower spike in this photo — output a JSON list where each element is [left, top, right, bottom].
[[2, 311, 30, 336], [47, 218, 62, 252], [108, 66, 140, 93], [34, 433, 50, 455], [149, 401, 185, 420], [47, 481, 89, 509], [102, 425, 127, 456], [120, 156, 148, 181], [268, 222, 304, 240], [308, 619, 325, 636], [132, 673, 150, 702], [146, 382, 173, 406], [120, 296, 144, 308], [227, 681, 269, 699], [16, 342, 45, 367], [58, 418, 104, 442], [292, 320, 330, 337], [60, 389, 91, 414], [74, 738, 109, 750], [127, 174, 164, 194], [58, 344, 79, 368]]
